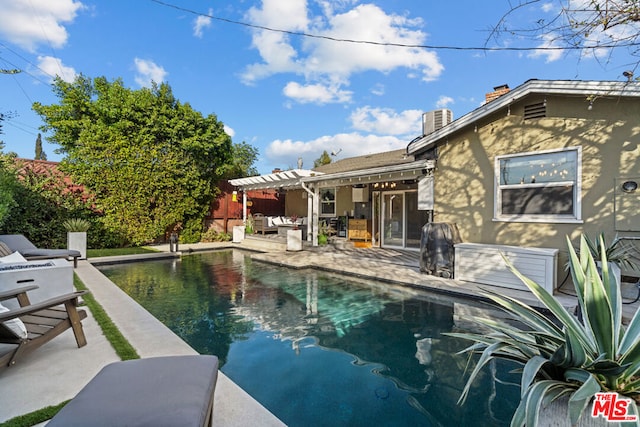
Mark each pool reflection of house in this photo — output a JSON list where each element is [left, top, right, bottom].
[[231, 79, 640, 291]]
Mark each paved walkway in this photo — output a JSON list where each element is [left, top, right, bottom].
[[1, 238, 638, 425]]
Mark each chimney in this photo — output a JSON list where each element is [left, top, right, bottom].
[[485, 84, 510, 103], [272, 168, 282, 174]]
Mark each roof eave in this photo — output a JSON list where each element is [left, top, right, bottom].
[[302, 159, 430, 184], [406, 79, 640, 154]]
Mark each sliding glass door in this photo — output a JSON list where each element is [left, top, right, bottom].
[[382, 192, 404, 248], [381, 191, 429, 249]]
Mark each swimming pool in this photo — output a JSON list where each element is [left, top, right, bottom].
[[98, 250, 520, 426]]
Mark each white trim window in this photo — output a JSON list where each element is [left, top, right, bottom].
[[494, 147, 582, 223], [320, 188, 336, 216]]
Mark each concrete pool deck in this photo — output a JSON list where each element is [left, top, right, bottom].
[[2, 238, 638, 425]]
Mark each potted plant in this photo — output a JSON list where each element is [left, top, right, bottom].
[[447, 234, 640, 426], [245, 214, 254, 235], [286, 215, 303, 251], [317, 220, 329, 245], [63, 218, 90, 259]]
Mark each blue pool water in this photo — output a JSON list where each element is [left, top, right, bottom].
[[98, 250, 520, 426]]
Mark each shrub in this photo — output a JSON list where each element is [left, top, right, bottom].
[[201, 228, 231, 242]]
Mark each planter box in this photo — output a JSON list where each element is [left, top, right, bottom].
[[454, 243, 559, 293], [232, 226, 245, 243], [67, 232, 87, 260], [287, 229, 303, 252]]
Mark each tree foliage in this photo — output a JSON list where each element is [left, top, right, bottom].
[[313, 150, 332, 168], [33, 75, 233, 245], [0, 153, 103, 248], [0, 151, 19, 229], [35, 133, 47, 160], [221, 141, 259, 179], [492, 1, 640, 67]]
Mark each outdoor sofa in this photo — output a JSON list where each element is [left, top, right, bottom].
[[253, 214, 306, 235]]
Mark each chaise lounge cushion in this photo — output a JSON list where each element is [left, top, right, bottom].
[[47, 355, 220, 427], [0, 234, 80, 261]]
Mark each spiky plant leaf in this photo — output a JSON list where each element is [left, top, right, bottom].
[[566, 373, 601, 425], [449, 234, 640, 426]]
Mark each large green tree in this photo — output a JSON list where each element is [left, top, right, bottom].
[[33, 75, 233, 245], [221, 141, 259, 179]]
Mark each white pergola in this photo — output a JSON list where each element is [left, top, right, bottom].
[[229, 170, 322, 239], [229, 160, 431, 247]]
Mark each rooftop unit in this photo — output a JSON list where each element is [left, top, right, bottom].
[[422, 109, 453, 135]]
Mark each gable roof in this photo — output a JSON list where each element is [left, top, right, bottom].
[[407, 79, 640, 155], [313, 149, 414, 174]]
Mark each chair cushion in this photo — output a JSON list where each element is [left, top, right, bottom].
[[48, 355, 219, 427], [0, 235, 38, 252], [0, 302, 28, 339]]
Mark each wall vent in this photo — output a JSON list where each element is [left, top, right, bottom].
[[422, 109, 453, 135], [524, 102, 546, 120]]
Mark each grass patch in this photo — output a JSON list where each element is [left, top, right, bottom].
[[1, 275, 141, 427], [87, 246, 159, 258], [0, 401, 69, 427], [73, 275, 140, 361]]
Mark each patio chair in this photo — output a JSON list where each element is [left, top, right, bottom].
[[47, 355, 220, 427], [0, 284, 88, 369], [0, 234, 81, 267]]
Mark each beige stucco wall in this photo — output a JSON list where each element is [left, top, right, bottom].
[[432, 95, 640, 259], [285, 189, 308, 217], [285, 186, 354, 218]]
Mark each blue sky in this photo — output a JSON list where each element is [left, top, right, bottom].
[[0, 0, 637, 174]]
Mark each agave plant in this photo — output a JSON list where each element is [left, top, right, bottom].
[[62, 218, 91, 232], [582, 233, 639, 272], [447, 235, 640, 426]]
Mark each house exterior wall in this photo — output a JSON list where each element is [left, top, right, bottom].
[[430, 94, 640, 260]]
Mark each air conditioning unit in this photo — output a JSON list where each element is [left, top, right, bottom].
[[422, 109, 453, 135]]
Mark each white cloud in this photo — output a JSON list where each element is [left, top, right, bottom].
[[193, 8, 213, 38], [283, 81, 352, 104], [224, 125, 235, 138], [241, 1, 443, 104], [133, 58, 168, 87], [349, 107, 422, 135], [528, 33, 565, 63], [370, 83, 385, 96], [0, 0, 84, 52], [541, 2, 555, 13], [265, 132, 406, 169], [36, 55, 77, 83], [436, 96, 454, 108]]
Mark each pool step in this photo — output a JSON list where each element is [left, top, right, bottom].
[[240, 235, 287, 252]]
